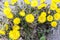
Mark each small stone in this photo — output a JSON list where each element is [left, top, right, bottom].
[[19, 37, 23, 40]]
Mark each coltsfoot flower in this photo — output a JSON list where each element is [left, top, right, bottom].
[[19, 10, 25, 17], [4, 1, 9, 7], [54, 13, 60, 21], [40, 0, 46, 4], [47, 15, 53, 22], [0, 30, 5, 35], [25, 14, 34, 23], [6, 12, 14, 19], [50, 3, 57, 10], [51, 21, 57, 28], [13, 18, 21, 24], [41, 12, 46, 17], [24, 0, 30, 4], [11, 0, 18, 5], [38, 15, 46, 23], [12, 25, 20, 30], [3, 7, 11, 14], [9, 30, 20, 40], [31, 0, 38, 7], [37, 3, 47, 9]]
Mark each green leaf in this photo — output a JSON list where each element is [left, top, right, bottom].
[[46, 30, 50, 33], [40, 36, 46, 40], [9, 38, 12, 40]]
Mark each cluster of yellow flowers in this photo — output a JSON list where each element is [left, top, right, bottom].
[[9, 17, 21, 40], [23, 0, 60, 11], [23, 0, 60, 27], [1, 0, 60, 40], [38, 12, 46, 23], [9, 30, 20, 40], [2, 0, 21, 40], [3, 0, 18, 19], [24, 0, 47, 8], [4, 0, 18, 6], [0, 24, 9, 35], [3, 7, 14, 19]]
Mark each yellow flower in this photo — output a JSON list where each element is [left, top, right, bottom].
[[38, 15, 46, 23], [4, 24, 9, 31], [56, 8, 60, 13], [0, 30, 5, 35], [25, 14, 34, 23], [12, 25, 20, 30], [41, 12, 46, 16], [9, 30, 20, 40], [51, 0, 60, 3], [3, 7, 11, 15], [19, 10, 25, 17], [51, 0, 56, 3], [13, 18, 21, 24], [11, 0, 18, 5], [31, 0, 38, 7], [51, 21, 57, 28], [24, 0, 30, 4], [40, 0, 46, 4], [54, 13, 60, 21], [37, 3, 47, 9], [6, 12, 14, 19], [47, 15, 53, 22], [3, 7, 13, 19], [4, 1, 9, 7], [50, 3, 57, 10], [48, 11, 50, 14]]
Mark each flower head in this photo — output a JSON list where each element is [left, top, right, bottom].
[[12, 25, 20, 30], [47, 15, 53, 22], [0, 30, 5, 35], [31, 0, 38, 7], [56, 8, 60, 13], [3, 7, 13, 19], [19, 10, 25, 17], [24, 0, 30, 4], [9, 30, 20, 40], [6, 12, 14, 19], [54, 13, 60, 21], [4, 1, 9, 7], [40, 0, 46, 4], [41, 12, 46, 17], [13, 18, 21, 24], [50, 3, 57, 10], [51, 21, 57, 28], [25, 14, 34, 23], [38, 15, 46, 23], [3, 7, 11, 14], [37, 3, 47, 9], [48, 11, 50, 14], [11, 0, 18, 5]]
